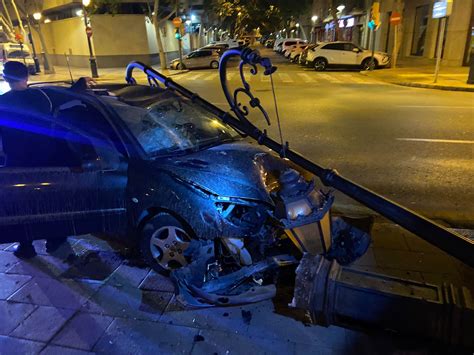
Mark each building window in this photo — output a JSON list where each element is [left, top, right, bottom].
[[411, 5, 430, 56]]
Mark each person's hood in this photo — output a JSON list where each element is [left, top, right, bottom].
[[153, 140, 293, 204]]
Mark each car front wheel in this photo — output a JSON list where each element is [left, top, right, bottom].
[[210, 60, 219, 69], [362, 58, 377, 70], [314, 58, 327, 71], [140, 213, 193, 273]]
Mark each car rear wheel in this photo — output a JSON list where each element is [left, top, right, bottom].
[[293, 55, 300, 63], [314, 58, 327, 71], [362, 58, 377, 71], [210, 60, 219, 69], [177, 63, 185, 70], [140, 213, 193, 274]]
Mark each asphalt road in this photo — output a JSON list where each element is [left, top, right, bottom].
[[171, 47, 474, 226]]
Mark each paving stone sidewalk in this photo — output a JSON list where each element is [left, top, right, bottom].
[[0, 221, 473, 355], [363, 63, 473, 92]]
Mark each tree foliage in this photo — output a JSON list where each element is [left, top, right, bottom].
[[208, 0, 311, 36]]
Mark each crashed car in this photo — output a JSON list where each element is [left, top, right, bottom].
[[0, 79, 370, 306]]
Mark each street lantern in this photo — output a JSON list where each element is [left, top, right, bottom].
[[82, 0, 99, 78], [337, 5, 345, 12], [33, 12, 42, 21], [311, 15, 318, 23], [295, 23, 300, 28]]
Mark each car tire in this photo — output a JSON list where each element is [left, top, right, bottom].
[[210, 60, 219, 69], [294, 55, 300, 63], [362, 58, 377, 71], [139, 212, 194, 274], [177, 63, 185, 70], [314, 58, 327, 71]]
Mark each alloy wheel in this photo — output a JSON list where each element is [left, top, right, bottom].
[[148, 225, 191, 270]]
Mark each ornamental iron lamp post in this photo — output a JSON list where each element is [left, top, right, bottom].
[[82, 0, 99, 78]]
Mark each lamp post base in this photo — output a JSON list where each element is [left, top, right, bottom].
[[89, 58, 99, 78], [33, 57, 41, 73]]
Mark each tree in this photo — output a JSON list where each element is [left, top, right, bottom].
[[20, 0, 54, 73], [391, 0, 404, 68], [329, 0, 340, 41], [151, 0, 178, 70]]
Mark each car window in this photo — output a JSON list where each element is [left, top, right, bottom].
[[200, 50, 212, 57], [100, 93, 240, 158], [343, 43, 355, 51], [322, 43, 345, 50], [284, 41, 296, 46], [0, 108, 119, 169]]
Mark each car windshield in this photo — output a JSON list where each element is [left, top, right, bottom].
[[7, 50, 31, 58], [101, 94, 240, 157]]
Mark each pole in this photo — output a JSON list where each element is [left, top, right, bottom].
[[178, 38, 183, 69], [26, 16, 41, 73], [468, 53, 474, 84], [35, 21, 54, 74], [434, 17, 446, 83], [370, 28, 376, 70], [392, 24, 398, 68], [83, 7, 99, 78]]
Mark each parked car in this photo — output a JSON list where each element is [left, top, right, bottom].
[[280, 39, 307, 55], [199, 45, 228, 55], [209, 39, 241, 48], [0, 81, 336, 274], [273, 38, 285, 52], [0, 42, 37, 75], [298, 44, 320, 65], [305, 41, 390, 71], [288, 45, 308, 63], [170, 49, 220, 70], [265, 39, 275, 48]]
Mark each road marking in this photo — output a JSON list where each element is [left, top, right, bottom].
[[278, 73, 294, 83], [186, 73, 205, 80], [261, 74, 270, 82], [297, 73, 316, 83], [397, 138, 474, 144], [318, 73, 342, 83], [340, 73, 366, 83], [204, 73, 218, 81], [397, 105, 473, 109]]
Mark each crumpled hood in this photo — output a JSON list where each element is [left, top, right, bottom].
[[152, 141, 290, 204]]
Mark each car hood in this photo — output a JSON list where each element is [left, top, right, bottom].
[[152, 140, 290, 204]]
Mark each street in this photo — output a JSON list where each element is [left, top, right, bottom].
[[170, 47, 474, 227]]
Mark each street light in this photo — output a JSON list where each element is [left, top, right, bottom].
[[337, 5, 345, 12], [296, 23, 300, 28], [33, 12, 41, 21], [311, 15, 318, 23], [82, 0, 99, 78]]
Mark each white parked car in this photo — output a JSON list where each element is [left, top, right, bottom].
[[273, 38, 285, 52], [305, 41, 390, 71], [209, 39, 241, 49], [280, 39, 307, 55], [288, 45, 308, 62]]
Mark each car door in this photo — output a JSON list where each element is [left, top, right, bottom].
[[0, 105, 128, 244], [183, 52, 196, 68], [321, 43, 347, 64], [197, 50, 212, 67], [342, 43, 361, 65]]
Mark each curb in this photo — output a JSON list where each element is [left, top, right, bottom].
[[390, 81, 474, 92]]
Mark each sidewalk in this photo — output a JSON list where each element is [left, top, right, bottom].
[[0, 221, 472, 354], [363, 59, 474, 92], [30, 65, 188, 85]]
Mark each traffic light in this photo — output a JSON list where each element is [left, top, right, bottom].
[[370, 2, 381, 30], [175, 28, 182, 40]]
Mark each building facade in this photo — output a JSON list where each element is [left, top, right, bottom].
[[310, 0, 473, 67], [25, 0, 208, 68]]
